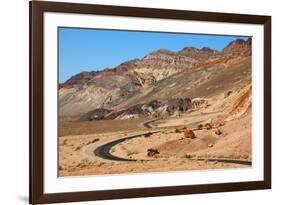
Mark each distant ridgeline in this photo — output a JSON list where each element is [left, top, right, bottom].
[[59, 38, 251, 121]]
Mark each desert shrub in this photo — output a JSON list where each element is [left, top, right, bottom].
[[205, 123, 212, 130], [197, 124, 203, 130], [147, 148, 160, 157]]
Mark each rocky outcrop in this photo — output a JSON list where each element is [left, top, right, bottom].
[[133, 71, 156, 87], [80, 97, 193, 121], [165, 98, 192, 113], [224, 85, 252, 121]]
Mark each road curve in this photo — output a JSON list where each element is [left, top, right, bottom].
[[94, 131, 160, 161], [142, 111, 221, 129], [190, 158, 252, 166], [142, 118, 160, 128], [94, 131, 252, 166]]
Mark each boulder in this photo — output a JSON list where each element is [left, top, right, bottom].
[[184, 129, 196, 139], [208, 143, 214, 148]]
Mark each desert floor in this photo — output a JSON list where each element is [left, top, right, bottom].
[[59, 106, 251, 177]]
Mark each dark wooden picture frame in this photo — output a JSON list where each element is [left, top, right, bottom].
[[30, 1, 271, 204]]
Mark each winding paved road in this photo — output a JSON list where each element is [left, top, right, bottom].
[[94, 131, 160, 161], [93, 130, 252, 165], [190, 158, 252, 166], [93, 115, 252, 166], [142, 118, 160, 128]]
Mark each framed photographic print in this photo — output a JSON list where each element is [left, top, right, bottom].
[[29, 0, 271, 204]]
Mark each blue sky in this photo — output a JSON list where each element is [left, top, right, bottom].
[[59, 27, 249, 83]]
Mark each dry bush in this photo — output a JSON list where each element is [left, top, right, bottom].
[[86, 138, 100, 145], [75, 145, 82, 151], [197, 124, 203, 130], [215, 129, 222, 135], [147, 148, 160, 157], [143, 132, 153, 138], [175, 128, 182, 133], [205, 123, 212, 130]]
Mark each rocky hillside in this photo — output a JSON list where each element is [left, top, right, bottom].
[[59, 38, 252, 121]]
